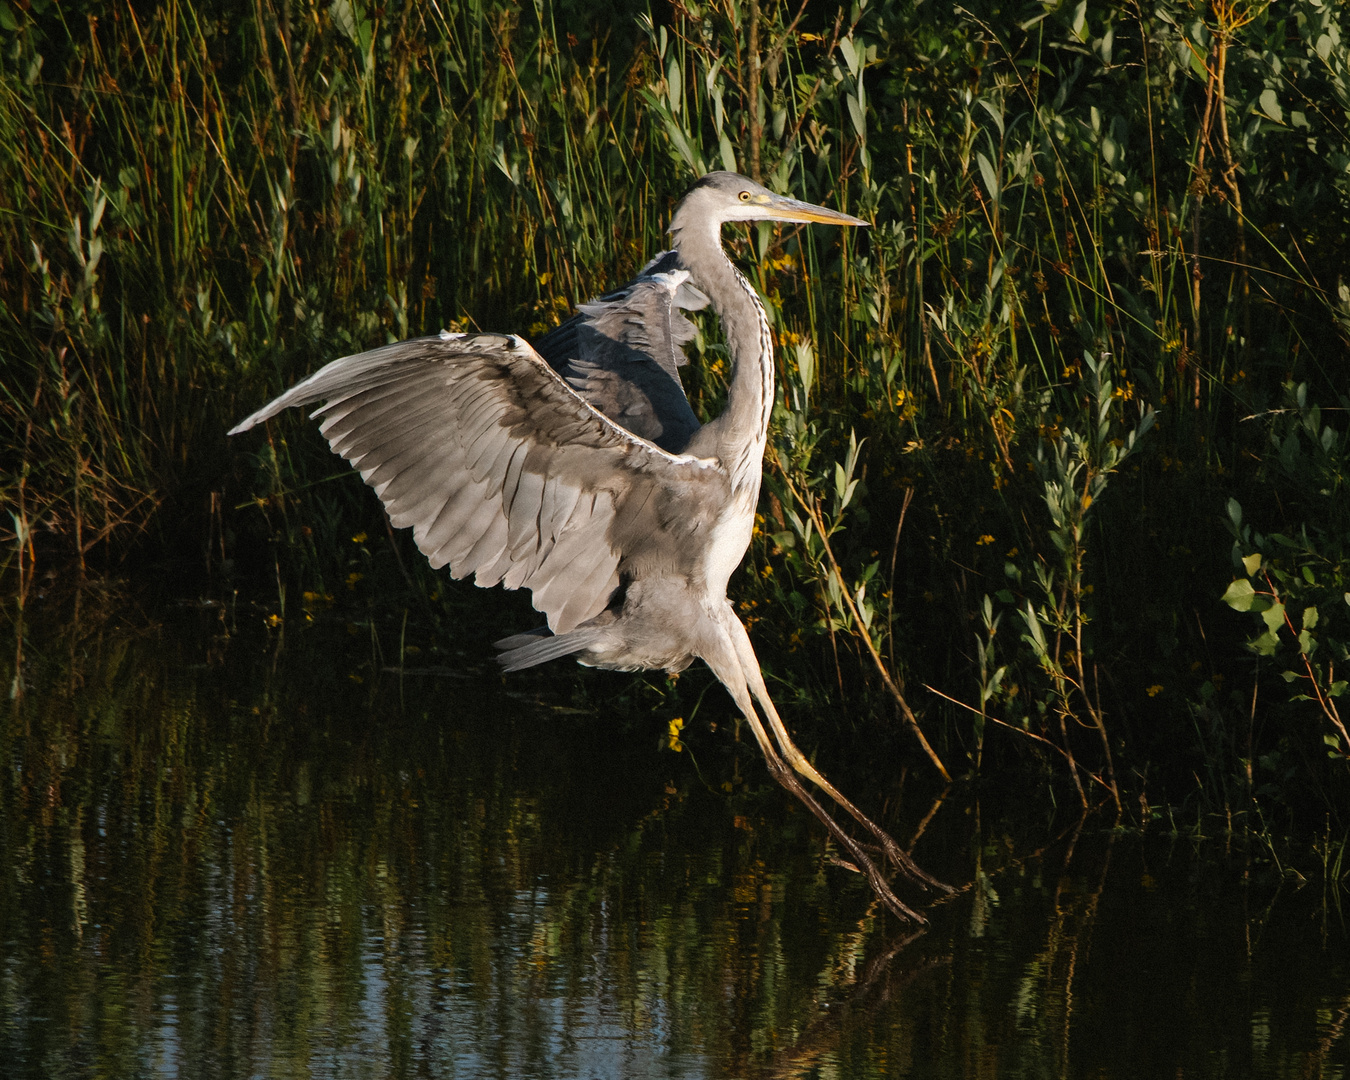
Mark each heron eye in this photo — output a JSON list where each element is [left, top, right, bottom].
[[738, 191, 751, 202]]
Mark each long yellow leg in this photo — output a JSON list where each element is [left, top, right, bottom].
[[702, 616, 930, 922], [722, 608, 951, 894]]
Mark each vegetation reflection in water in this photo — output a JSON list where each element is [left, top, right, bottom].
[[1, 589, 1347, 1079]]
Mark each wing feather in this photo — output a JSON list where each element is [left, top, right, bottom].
[[354, 426, 450, 493], [538, 474, 582, 539], [465, 409, 519, 480], [527, 498, 616, 619], [316, 377, 427, 430], [444, 496, 506, 577], [465, 513, 511, 584], [425, 480, 498, 570], [325, 395, 454, 460], [555, 544, 623, 631], [506, 467, 546, 551], [419, 475, 481, 558]]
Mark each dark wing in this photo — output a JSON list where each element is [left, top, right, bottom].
[[229, 333, 728, 634], [533, 251, 709, 453]]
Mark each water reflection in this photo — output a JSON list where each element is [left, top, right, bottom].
[[1, 587, 1346, 1079]]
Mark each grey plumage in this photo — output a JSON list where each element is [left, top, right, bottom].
[[230, 172, 948, 921], [534, 250, 706, 451]]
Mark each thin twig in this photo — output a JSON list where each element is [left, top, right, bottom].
[[776, 457, 950, 781], [923, 683, 1116, 796]]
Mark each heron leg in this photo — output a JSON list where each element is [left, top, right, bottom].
[[723, 611, 951, 895], [702, 634, 927, 924]]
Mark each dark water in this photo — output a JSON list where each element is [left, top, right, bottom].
[[2, 588, 1347, 1079]]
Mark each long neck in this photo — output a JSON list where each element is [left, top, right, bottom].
[[673, 217, 774, 494]]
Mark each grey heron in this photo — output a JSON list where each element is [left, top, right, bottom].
[[230, 172, 946, 921]]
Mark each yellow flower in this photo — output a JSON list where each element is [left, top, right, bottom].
[[667, 717, 685, 752], [976, 534, 996, 546], [1146, 684, 1163, 697], [352, 531, 368, 544]]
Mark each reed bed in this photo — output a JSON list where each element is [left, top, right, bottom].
[[3, 0, 1349, 838]]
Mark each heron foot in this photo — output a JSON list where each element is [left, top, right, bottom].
[[854, 834, 955, 896]]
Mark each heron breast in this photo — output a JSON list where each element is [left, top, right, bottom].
[[702, 495, 756, 597]]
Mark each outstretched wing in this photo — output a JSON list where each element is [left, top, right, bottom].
[[230, 332, 727, 634], [533, 251, 709, 452]]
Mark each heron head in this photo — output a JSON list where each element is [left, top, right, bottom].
[[672, 171, 868, 231]]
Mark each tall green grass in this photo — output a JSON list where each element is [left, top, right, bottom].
[[3, 0, 1349, 832]]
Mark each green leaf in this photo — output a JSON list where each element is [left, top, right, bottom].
[[1070, 0, 1087, 40], [1302, 606, 1319, 631], [1227, 498, 1243, 529], [1222, 578, 1256, 611], [330, 0, 372, 58], [331, 0, 357, 41], [1248, 628, 1280, 656], [1298, 629, 1316, 657], [1020, 602, 1048, 659], [1188, 41, 1208, 80], [847, 94, 867, 140], [838, 36, 860, 77], [976, 152, 1000, 203], [1242, 552, 1261, 576], [793, 340, 815, 404], [1259, 87, 1283, 124], [1261, 601, 1285, 633], [666, 55, 682, 113], [977, 98, 1005, 138], [718, 132, 738, 174]]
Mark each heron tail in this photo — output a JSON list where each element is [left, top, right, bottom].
[[494, 627, 602, 672]]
